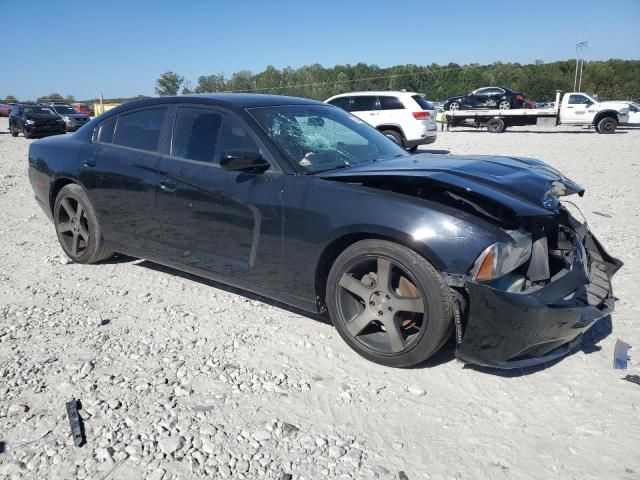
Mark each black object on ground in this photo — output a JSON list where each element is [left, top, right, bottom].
[[0, 441, 5, 454], [281, 474, 292, 480], [66, 399, 85, 447], [623, 375, 640, 386]]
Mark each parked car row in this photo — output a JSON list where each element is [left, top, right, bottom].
[[7, 102, 91, 138]]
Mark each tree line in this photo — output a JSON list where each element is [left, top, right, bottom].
[[153, 59, 639, 102], [3, 59, 638, 105]]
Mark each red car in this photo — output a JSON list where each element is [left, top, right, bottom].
[[71, 103, 91, 115], [0, 104, 12, 117]]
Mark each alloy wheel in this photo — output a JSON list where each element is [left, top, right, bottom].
[[449, 102, 460, 111], [498, 100, 511, 110], [56, 196, 90, 257], [336, 256, 426, 354]]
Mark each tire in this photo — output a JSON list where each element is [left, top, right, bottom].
[[54, 184, 113, 264], [381, 129, 404, 147], [23, 127, 31, 139], [326, 239, 453, 368], [596, 116, 617, 134], [486, 117, 506, 133], [448, 102, 460, 111], [498, 99, 512, 110], [10, 124, 18, 137]]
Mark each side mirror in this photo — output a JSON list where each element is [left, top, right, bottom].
[[220, 150, 270, 173]]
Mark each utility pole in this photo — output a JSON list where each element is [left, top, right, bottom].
[[574, 41, 588, 92]]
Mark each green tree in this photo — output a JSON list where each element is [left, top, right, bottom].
[[194, 73, 226, 93], [3, 95, 18, 103], [37, 93, 64, 103], [155, 71, 184, 96]]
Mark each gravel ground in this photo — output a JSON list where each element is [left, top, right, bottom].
[[1, 118, 639, 480]]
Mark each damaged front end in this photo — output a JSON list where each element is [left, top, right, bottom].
[[455, 206, 623, 368]]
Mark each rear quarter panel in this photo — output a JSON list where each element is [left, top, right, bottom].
[[28, 134, 88, 221]]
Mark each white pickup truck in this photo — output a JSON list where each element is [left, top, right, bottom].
[[445, 90, 630, 134]]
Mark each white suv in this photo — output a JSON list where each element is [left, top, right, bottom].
[[325, 91, 437, 151]]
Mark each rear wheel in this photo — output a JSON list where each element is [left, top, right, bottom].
[[54, 184, 113, 264], [596, 116, 617, 134], [326, 240, 453, 367], [498, 100, 512, 110], [381, 129, 404, 147], [486, 117, 506, 133], [10, 124, 18, 137]]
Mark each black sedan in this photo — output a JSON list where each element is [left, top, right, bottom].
[[444, 86, 525, 111], [27, 94, 621, 369], [9, 104, 66, 138]]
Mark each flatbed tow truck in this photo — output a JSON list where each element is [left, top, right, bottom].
[[445, 90, 630, 134]]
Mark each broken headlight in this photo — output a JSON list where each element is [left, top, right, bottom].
[[471, 230, 532, 282]]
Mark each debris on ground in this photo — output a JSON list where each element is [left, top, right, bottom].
[[613, 339, 632, 369], [66, 399, 85, 447]]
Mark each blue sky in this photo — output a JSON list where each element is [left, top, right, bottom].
[[3, 0, 639, 100]]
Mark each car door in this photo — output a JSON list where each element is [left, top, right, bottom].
[[78, 107, 168, 257], [156, 105, 284, 284], [349, 96, 380, 126], [561, 94, 594, 124]]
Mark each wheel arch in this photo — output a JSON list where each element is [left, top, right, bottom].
[[49, 177, 82, 215], [376, 124, 406, 140], [593, 110, 618, 126], [314, 229, 445, 310]]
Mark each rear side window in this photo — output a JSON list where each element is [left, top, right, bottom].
[[350, 96, 379, 112], [379, 96, 405, 110], [113, 108, 167, 152], [328, 97, 351, 110], [172, 108, 223, 163], [411, 95, 434, 110], [96, 117, 116, 143]]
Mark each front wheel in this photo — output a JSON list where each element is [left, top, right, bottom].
[[54, 184, 113, 264], [326, 240, 453, 367], [596, 116, 617, 134], [448, 102, 460, 111], [23, 127, 31, 139]]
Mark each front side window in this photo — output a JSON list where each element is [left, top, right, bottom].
[[96, 117, 116, 143], [249, 104, 407, 173], [172, 108, 223, 162], [379, 96, 405, 110], [350, 96, 379, 112], [113, 108, 167, 152]]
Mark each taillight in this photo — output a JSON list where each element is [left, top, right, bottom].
[[412, 111, 430, 119], [515, 94, 524, 100]]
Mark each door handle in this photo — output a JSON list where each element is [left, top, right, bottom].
[[83, 160, 96, 167], [159, 179, 177, 192]]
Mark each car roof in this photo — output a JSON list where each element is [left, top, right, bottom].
[[109, 94, 325, 114]]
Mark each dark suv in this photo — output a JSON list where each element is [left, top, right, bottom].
[[48, 103, 91, 132], [9, 105, 66, 138]]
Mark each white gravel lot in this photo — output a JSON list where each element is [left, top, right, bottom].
[[1, 117, 639, 480]]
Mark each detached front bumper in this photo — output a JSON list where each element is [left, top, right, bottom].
[[456, 225, 622, 369]]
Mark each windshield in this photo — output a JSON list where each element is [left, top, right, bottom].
[[248, 104, 407, 173], [53, 105, 77, 114], [23, 106, 55, 115]]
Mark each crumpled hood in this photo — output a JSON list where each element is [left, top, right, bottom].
[[318, 154, 584, 217]]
